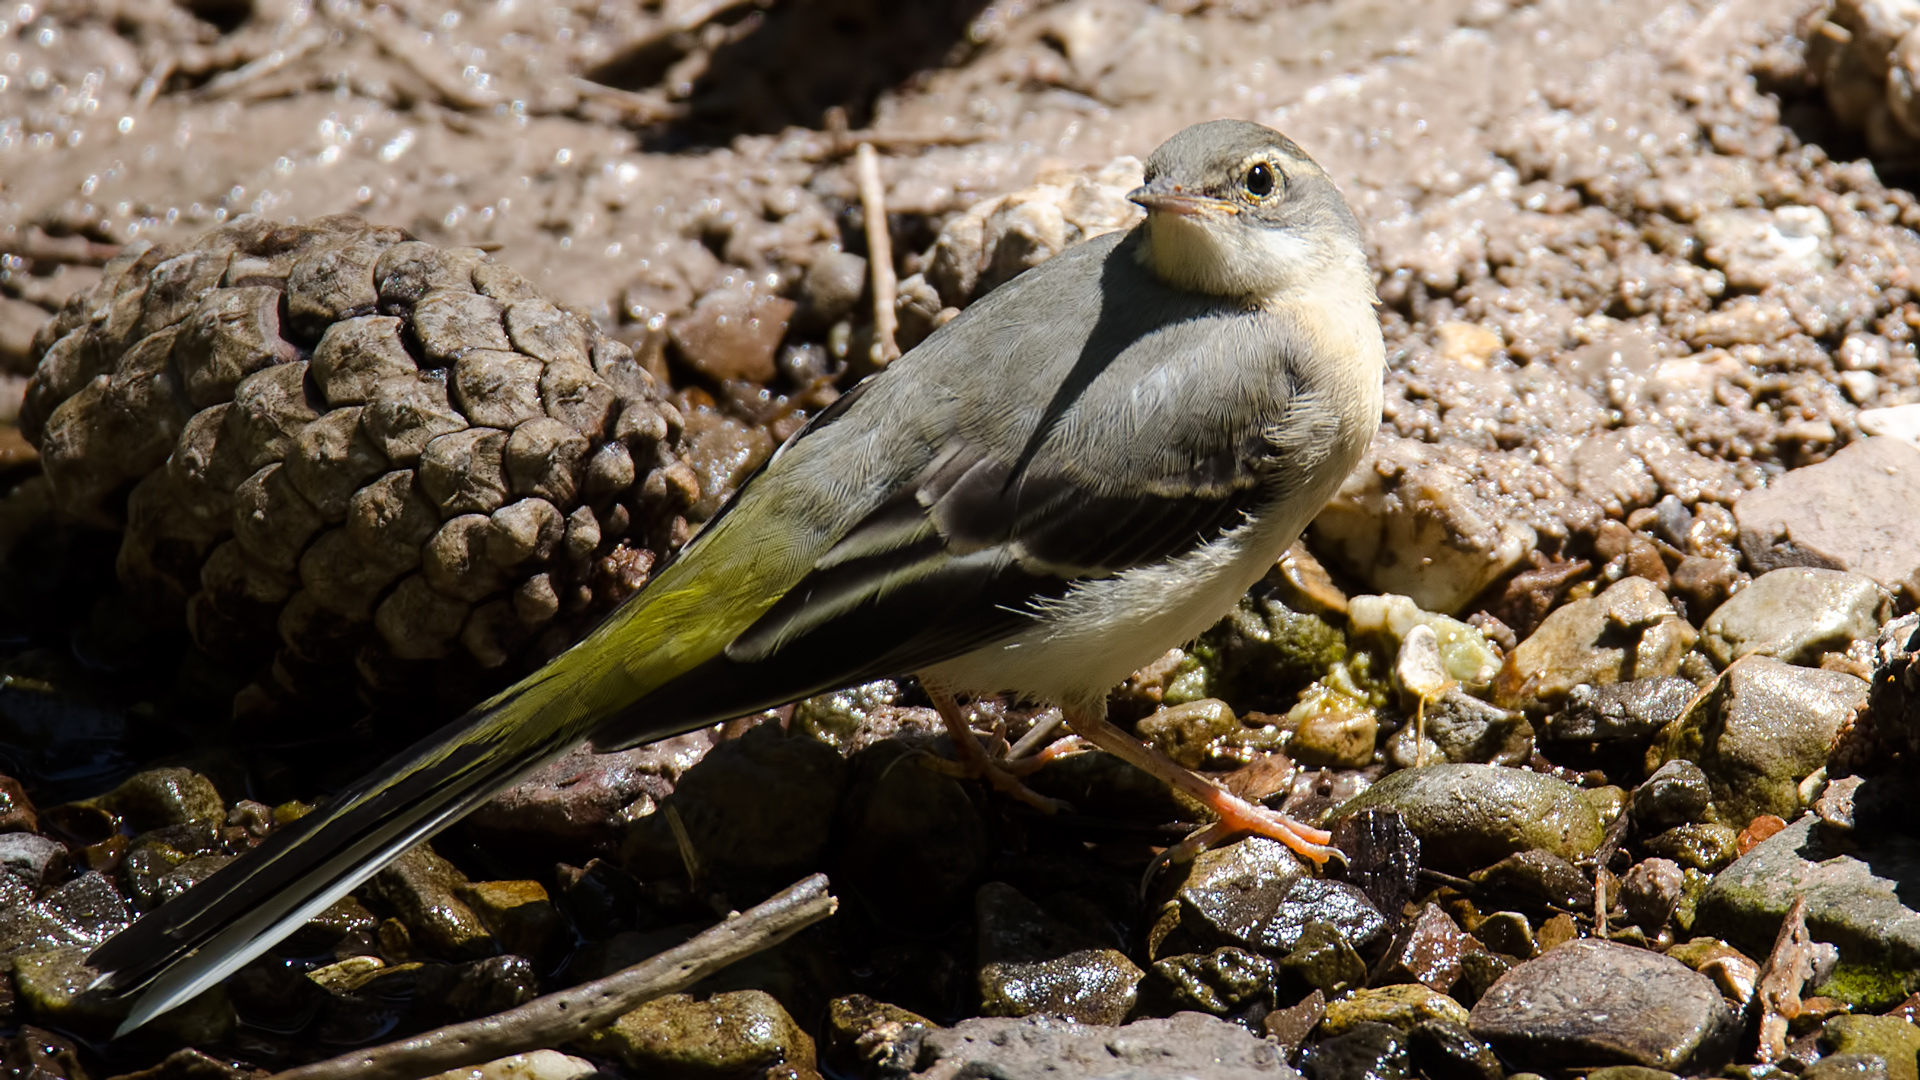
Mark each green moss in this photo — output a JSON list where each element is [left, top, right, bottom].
[[1186, 596, 1348, 713], [1813, 962, 1920, 1012]]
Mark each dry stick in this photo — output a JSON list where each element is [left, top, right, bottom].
[[855, 142, 899, 366], [1755, 895, 1815, 1064], [269, 874, 838, 1080], [1, 228, 122, 267]]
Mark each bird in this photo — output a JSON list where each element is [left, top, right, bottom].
[[86, 118, 1386, 1035]]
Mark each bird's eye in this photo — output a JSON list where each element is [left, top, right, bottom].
[[1246, 162, 1276, 198]]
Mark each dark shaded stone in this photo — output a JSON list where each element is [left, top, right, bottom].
[[574, 989, 816, 1075], [622, 725, 848, 890], [1468, 939, 1738, 1072], [1280, 919, 1367, 998], [1408, 1019, 1504, 1080], [975, 881, 1142, 1025], [1376, 904, 1481, 993], [1643, 823, 1741, 873], [1543, 677, 1696, 743], [834, 738, 990, 927], [1333, 808, 1420, 929], [0, 1025, 87, 1080], [1470, 850, 1595, 912], [824, 994, 930, 1079], [0, 775, 39, 834], [1633, 760, 1712, 832], [1148, 946, 1276, 1016], [0, 833, 67, 890], [555, 858, 644, 940], [1297, 1021, 1412, 1080], [413, 955, 540, 1027], [1453, 951, 1513, 1007]]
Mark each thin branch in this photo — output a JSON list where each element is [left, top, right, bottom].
[[855, 142, 898, 367], [268, 874, 838, 1080]]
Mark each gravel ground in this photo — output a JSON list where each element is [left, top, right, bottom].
[[3, 0, 1920, 1078]]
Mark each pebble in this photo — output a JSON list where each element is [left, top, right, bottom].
[[468, 735, 711, 855], [1386, 690, 1531, 768], [914, 1011, 1295, 1079], [1647, 655, 1869, 824], [1468, 939, 1738, 1072], [1332, 764, 1604, 874], [823, 994, 932, 1078], [1701, 568, 1890, 668], [975, 881, 1143, 1025], [834, 737, 990, 925], [1698, 814, 1920, 1010], [1622, 858, 1687, 932], [1823, 1015, 1920, 1080], [1470, 850, 1595, 911], [1407, 1020, 1505, 1080], [1495, 577, 1698, 713], [366, 845, 494, 961], [1375, 903, 1482, 993], [1297, 1020, 1412, 1080], [1805, 1054, 1895, 1080], [1644, 823, 1742, 874], [1321, 984, 1471, 1035], [1148, 946, 1276, 1015], [1633, 760, 1713, 832], [1167, 838, 1389, 959], [573, 989, 816, 1075], [1735, 437, 1920, 601], [666, 277, 797, 383], [1543, 677, 1698, 744], [1280, 920, 1367, 998]]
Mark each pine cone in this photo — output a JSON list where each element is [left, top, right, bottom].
[[22, 214, 698, 715]]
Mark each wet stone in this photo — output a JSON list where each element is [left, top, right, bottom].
[[1702, 568, 1890, 668], [468, 734, 712, 855], [1387, 690, 1531, 768], [1468, 939, 1738, 1072], [1332, 764, 1604, 874], [0, 833, 66, 890], [1332, 808, 1421, 924], [1823, 1016, 1920, 1080], [1697, 814, 1920, 1010], [1648, 655, 1869, 824], [414, 955, 541, 1028], [1736, 438, 1920, 601], [1470, 850, 1595, 912], [1297, 1021, 1413, 1080], [917, 1012, 1295, 1079], [1645, 823, 1742, 873], [1377, 903, 1481, 993], [622, 725, 846, 890], [1545, 677, 1698, 744], [365, 845, 493, 961], [0, 870, 132, 955], [1322, 984, 1471, 1035], [0, 775, 38, 833], [458, 880, 565, 963], [1408, 1020, 1504, 1080], [1495, 577, 1698, 713], [975, 881, 1143, 1025], [1805, 1055, 1894, 1080], [574, 989, 815, 1076], [1633, 760, 1713, 832], [1623, 858, 1687, 932], [1279, 919, 1368, 998], [668, 280, 797, 384], [1473, 913, 1535, 961], [1147, 946, 1276, 1015], [1454, 951, 1514, 1006], [1267, 989, 1328, 1051], [87, 767, 224, 831], [834, 738, 990, 926], [823, 994, 931, 1079]]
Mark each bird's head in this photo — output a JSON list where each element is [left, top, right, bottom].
[[1129, 119, 1370, 305]]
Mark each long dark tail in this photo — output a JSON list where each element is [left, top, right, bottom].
[[87, 670, 597, 1036]]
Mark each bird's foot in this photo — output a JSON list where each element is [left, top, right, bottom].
[[921, 690, 1072, 814]]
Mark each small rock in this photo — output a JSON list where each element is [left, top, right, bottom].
[[1633, 760, 1713, 832], [1495, 577, 1698, 713], [1470, 850, 1594, 911], [667, 278, 797, 383], [414, 955, 540, 1027], [1644, 823, 1742, 873], [1279, 920, 1368, 998], [0, 833, 66, 890], [0, 870, 132, 955], [1267, 989, 1327, 1050], [469, 735, 713, 855], [1137, 698, 1282, 770], [1701, 568, 1890, 668], [0, 775, 39, 833], [622, 725, 847, 890], [1823, 1015, 1920, 1080], [834, 737, 990, 925], [1408, 1020, 1504, 1080], [366, 845, 493, 961], [1332, 764, 1604, 874], [1587, 1069, 1680, 1080], [794, 251, 867, 332], [1468, 939, 1738, 1072], [1622, 858, 1687, 932], [1148, 946, 1276, 1015], [1735, 438, 1920, 601], [0, 1026, 87, 1080], [914, 1012, 1294, 1079], [1386, 690, 1531, 768], [678, 406, 773, 521], [1375, 904, 1481, 993], [975, 881, 1142, 1025], [1805, 1054, 1894, 1080], [1347, 595, 1502, 692], [1455, 951, 1515, 1005], [574, 989, 816, 1075], [1292, 707, 1378, 768], [823, 994, 932, 1078], [85, 767, 224, 831], [458, 880, 565, 962], [1297, 1020, 1412, 1080], [1312, 436, 1536, 615], [1322, 983, 1471, 1035], [1697, 814, 1920, 1009], [1647, 655, 1869, 824], [1695, 207, 1832, 290], [1472, 913, 1535, 961], [1544, 677, 1698, 744]]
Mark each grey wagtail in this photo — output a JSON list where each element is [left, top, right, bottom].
[[88, 118, 1385, 1034]]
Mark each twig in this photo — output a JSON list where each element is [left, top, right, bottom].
[[133, 56, 174, 112], [268, 874, 838, 1080], [1, 228, 122, 267], [192, 26, 328, 100], [1755, 895, 1814, 1063], [855, 142, 898, 367]]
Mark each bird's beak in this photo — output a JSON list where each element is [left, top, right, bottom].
[[1129, 181, 1238, 218]]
